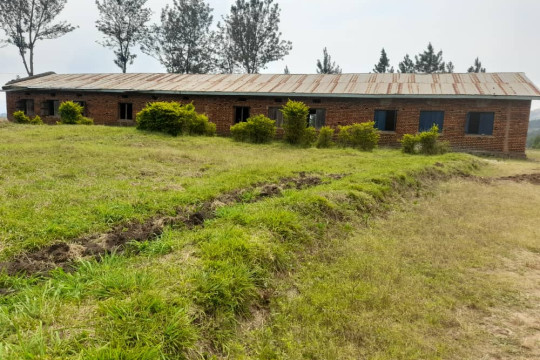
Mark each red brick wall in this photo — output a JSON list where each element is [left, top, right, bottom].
[[6, 90, 531, 155]]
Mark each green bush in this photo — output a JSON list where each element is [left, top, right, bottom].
[[400, 134, 420, 154], [30, 115, 43, 125], [13, 111, 42, 125], [229, 114, 276, 143], [301, 126, 318, 147], [282, 100, 310, 145], [13, 111, 30, 124], [230, 121, 250, 142], [58, 101, 83, 124], [136, 102, 215, 137], [57, 101, 94, 125], [400, 125, 449, 155], [188, 113, 216, 136], [77, 116, 94, 125], [316, 126, 335, 148], [337, 122, 380, 151]]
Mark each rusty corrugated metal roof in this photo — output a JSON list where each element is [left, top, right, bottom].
[[4, 72, 540, 100]]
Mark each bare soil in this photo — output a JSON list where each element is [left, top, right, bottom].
[[497, 173, 540, 185], [0, 172, 335, 277]]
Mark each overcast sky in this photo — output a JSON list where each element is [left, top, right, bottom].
[[1, 0, 540, 114]]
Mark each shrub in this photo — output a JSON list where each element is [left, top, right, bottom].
[[247, 115, 276, 143], [77, 116, 94, 125], [301, 126, 318, 147], [400, 125, 449, 155], [281, 100, 310, 145], [187, 113, 216, 136], [136, 102, 215, 137], [418, 125, 439, 155], [30, 115, 43, 125], [316, 126, 335, 148], [401, 134, 420, 154], [13, 111, 30, 124], [230, 121, 250, 142], [337, 122, 380, 151], [59, 101, 84, 124], [13, 111, 42, 125], [229, 114, 276, 143]]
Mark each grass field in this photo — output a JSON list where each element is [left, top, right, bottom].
[[0, 123, 538, 359]]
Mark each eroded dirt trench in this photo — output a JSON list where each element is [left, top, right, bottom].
[[0, 172, 342, 277]]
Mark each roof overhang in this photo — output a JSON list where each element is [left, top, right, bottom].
[[4, 86, 540, 101]]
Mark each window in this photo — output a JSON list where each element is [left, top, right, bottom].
[[374, 110, 397, 131], [466, 112, 494, 135], [268, 107, 284, 127], [41, 100, 60, 117], [234, 106, 250, 123], [16, 99, 34, 116], [419, 111, 444, 132], [75, 101, 86, 116], [119, 103, 133, 120], [308, 109, 326, 129]]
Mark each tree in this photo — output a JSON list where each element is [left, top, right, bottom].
[[217, 0, 292, 74], [467, 57, 486, 73], [445, 61, 455, 73], [284, 65, 290, 74], [415, 43, 446, 74], [398, 54, 415, 73], [141, 0, 215, 74], [373, 48, 394, 73], [316, 47, 342, 74], [0, 0, 76, 76], [95, 0, 152, 73]]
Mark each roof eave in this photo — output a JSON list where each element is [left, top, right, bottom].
[[4, 86, 540, 101]]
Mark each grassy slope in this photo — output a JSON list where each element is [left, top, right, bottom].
[[0, 124, 460, 259], [239, 165, 540, 359], [0, 124, 479, 358]]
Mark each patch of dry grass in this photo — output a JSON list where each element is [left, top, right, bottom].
[[242, 160, 540, 359]]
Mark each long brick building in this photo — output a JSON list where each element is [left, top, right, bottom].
[[3, 72, 540, 156]]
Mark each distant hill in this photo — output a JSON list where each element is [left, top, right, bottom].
[[530, 108, 540, 120]]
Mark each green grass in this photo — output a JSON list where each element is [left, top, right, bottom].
[[0, 123, 482, 358], [0, 123, 468, 260]]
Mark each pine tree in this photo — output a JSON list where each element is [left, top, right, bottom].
[[284, 65, 290, 74], [414, 43, 445, 73], [398, 54, 415, 73], [467, 57, 486, 73], [316, 47, 342, 74], [445, 61, 455, 73], [373, 48, 393, 73]]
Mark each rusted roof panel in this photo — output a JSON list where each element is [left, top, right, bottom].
[[4, 72, 540, 99]]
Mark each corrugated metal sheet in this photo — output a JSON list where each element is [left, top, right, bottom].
[[4, 72, 540, 99]]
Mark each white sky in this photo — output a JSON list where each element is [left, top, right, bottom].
[[1, 0, 540, 114]]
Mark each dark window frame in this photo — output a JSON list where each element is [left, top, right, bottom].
[[16, 99, 35, 116], [307, 108, 326, 129], [119, 103, 133, 121], [466, 112, 494, 135], [75, 101, 87, 116], [419, 110, 445, 132], [234, 106, 250, 123], [268, 107, 284, 128], [374, 109, 398, 132], [40, 100, 60, 117]]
